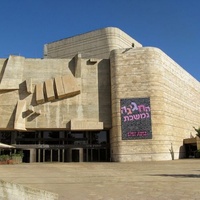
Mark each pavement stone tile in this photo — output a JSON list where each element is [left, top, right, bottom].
[[0, 160, 200, 200]]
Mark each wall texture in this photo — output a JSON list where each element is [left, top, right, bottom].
[[0, 55, 111, 130], [44, 27, 142, 59], [110, 47, 200, 161]]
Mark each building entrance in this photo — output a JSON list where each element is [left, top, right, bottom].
[[0, 130, 110, 162], [37, 149, 62, 162], [70, 148, 83, 162], [35, 147, 109, 162]]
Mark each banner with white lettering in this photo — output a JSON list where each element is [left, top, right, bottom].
[[120, 97, 152, 140]]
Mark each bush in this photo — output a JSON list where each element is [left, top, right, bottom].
[[0, 154, 10, 161], [11, 152, 23, 164], [0, 151, 23, 164]]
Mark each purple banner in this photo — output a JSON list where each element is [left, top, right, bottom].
[[120, 97, 152, 140]]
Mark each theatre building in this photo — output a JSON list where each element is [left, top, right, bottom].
[[0, 27, 200, 162]]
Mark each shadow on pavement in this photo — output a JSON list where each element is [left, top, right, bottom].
[[151, 174, 200, 178]]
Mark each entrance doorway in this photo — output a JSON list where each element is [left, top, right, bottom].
[[72, 149, 79, 162], [37, 149, 62, 162], [2, 130, 110, 162], [83, 148, 109, 162], [35, 147, 109, 162], [70, 148, 83, 162]]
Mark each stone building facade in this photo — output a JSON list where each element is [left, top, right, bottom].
[[0, 27, 200, 162]]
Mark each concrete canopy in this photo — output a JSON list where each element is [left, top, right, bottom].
[[0, 143, 15, 149]]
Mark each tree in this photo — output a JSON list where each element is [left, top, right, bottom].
[[193, 127, 200, 137]]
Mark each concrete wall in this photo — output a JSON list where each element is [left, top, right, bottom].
[[110, 47, 200, 161], [0, 179, 58, 200], [44, 27, 142, 59], [0, 55, 111, 130]]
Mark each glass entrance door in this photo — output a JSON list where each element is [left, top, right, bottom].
[[72, 149, 79, 162], [83, 148, 109, 162], [37, 149, 62, 162]]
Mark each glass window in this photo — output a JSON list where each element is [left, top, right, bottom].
[[69, 132, 84, 139], [67, 131, 87, 145], [17, 132, 38, 139], [0, 131, 12, 144], [42, 131, 60, 139], [89, 131, 109, 145], [98, 131, 108, 144], [16, 131, 39, 144]]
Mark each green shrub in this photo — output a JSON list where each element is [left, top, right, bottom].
[[0, 154, 10, 161], [11, 153, 23, 164]]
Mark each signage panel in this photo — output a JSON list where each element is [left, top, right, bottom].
[[120, 97, 152, 140]]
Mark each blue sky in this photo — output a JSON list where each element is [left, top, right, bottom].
[[0, 0, 199, 80]]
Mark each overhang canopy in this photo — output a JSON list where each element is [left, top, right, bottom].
[[0, 143, 15, 149]]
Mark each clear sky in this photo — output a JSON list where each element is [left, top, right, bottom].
[[0, 0, 199, 80]]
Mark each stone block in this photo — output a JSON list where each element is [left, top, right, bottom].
[[36, 82, 45, 104], [45, 79, 55, 101], [62, 75, 80, 97], [25, 78, 33, 93], [74, 53, 82, 78], [0, 180, 58, 200], [14, 100, 26, 131], [54, 76, 65, 99]]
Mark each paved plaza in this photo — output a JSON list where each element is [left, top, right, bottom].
[[1, 159, 200, 200]]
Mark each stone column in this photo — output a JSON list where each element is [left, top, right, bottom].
[[29, 149, 36, 163]]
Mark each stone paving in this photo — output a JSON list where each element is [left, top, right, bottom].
[[1, 159, 200, 200]]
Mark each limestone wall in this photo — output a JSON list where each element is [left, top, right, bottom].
[[0, 179, 58, 200], [0, 55, 111, 130], [44, 27, 142, 59], [110, 47, 200, 161]]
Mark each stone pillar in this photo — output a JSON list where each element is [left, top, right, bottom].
[[62, 149, 65, 162], [29, 149, 36, 163], [79, 148, 83, 162], [196, 137, 200, 150], [69, 148, 83, 162]]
